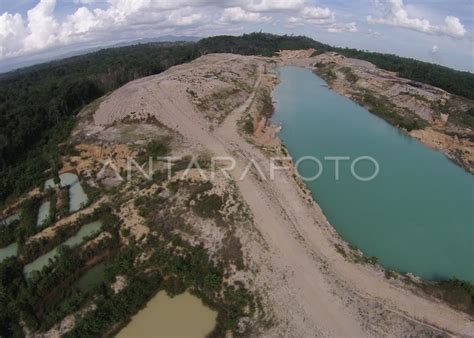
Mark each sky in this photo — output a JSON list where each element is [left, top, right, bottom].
[[0, 0, 473, 72]]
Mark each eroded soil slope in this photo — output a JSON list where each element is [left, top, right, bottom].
[[307, 52, 474, 173]]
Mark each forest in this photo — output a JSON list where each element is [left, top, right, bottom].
[[0, 42, 200, 204], [1, 33, 473, 204], [331, 47, 474, 100]]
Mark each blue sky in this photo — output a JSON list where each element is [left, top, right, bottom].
[[1, 0, 473, 72]]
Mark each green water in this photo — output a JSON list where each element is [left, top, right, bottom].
[[0, 213, 20, 263], [36, 201, 50, 227], [45, 173, 88, 212], [62, 220, 102, 247], [5, 213, 20, 225], [74, 262, 106, 293], [272, 66, 474, 282], [0, 243, 17, 263], [24, 220, 102, 276]]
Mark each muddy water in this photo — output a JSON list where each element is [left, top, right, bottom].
[[116, 291, 217, 338], [272, 66, 474, 282]]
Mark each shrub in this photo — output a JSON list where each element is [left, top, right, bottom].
[[340, 67, 359, 83], [242, 115, 254, 134], [194, 194, 223, 218]]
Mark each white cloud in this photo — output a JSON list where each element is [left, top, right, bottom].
[[73, 0, 97, 4], [0, 0, 211, 59], [24, 0, 59, 51], [220, 7, 271, 23], [327, 22, 358, 33], [0, 0, 61, 58], [0, 12, 27, 57], [367, 28, 382, 37], [62, 7, 98, 36], [287, 6, 334, 25], [442, 16, 466, 38], [431, 44, 439, 53], [167, 8, 206, 26], [287, 5, 357, 33], [0, 0, 358, 61], [244, 0, 306, 12], [300, 6, 334, 22], [367, 0, 466, 38]]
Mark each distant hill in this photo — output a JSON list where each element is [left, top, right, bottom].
[[0, 36, 201, 73]]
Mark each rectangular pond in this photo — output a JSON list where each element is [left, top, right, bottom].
[[5, 213, 20, 225], [116, 291, 217, 338], [36, 201, 51, 227], [44, 173, 88, 212], [73, 262, 106, 293], [24, 220, 103, 276]]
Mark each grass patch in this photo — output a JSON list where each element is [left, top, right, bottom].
[[185, 181, 227, 225], [197, 88, 242, 123], [220, 234, 245, 270], [171, 155, 211, 174], [241, 114, 254, 134], [444, 103, 474, 130], [258, 88, 274, 118], [400, 91, 430, 103], [357, 91, 426, 131], [136, 138, 170, 164], [334, 243, 347, 258], [384, 270, 397, 280], [194, 194, 223, 219], [186, 88, 197, 98], [314, 62, 337, 82], [340, 67, 359, 83], [455, 107, 474, 129], [413, 278, 474, 315]]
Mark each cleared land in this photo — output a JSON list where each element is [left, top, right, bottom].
[[73, 53, 473, 336]]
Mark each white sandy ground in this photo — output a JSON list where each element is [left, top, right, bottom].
[[92, 54, 473, 336]]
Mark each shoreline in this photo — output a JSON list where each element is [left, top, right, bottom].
[[252, 57, 473, 333], [275, 52, 474, 175], [268, 60, 473, 284], [268, 63, 474, 294]]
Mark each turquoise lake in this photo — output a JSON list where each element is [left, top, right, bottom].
[[272, 66, 474, 282]]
